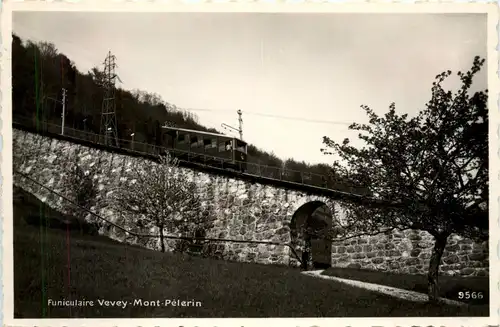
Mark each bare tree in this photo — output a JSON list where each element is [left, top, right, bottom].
[[113, 154, 205, 252], [37, 41, 58, 59], [61, 148, 101, 235], [89, 66, 106, 87]]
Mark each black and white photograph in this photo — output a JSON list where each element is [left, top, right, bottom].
[[2, 2, 498, 325]]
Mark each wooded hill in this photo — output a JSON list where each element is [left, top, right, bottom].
[[12, 34, 359, 193]]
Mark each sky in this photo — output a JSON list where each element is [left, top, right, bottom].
[[13, 12, 487, 165]]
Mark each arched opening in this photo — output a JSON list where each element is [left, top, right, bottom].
[[290, 201, 333, 270]]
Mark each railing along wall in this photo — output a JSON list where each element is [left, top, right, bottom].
[[13, 115, 337, 190]]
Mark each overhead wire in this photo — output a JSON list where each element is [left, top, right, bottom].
[[177, 107, 354, 126]]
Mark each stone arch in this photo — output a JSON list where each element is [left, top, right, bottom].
[[289, 198, 333, 269]]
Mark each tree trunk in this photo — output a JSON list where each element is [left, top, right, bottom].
[[159, 226, 166, 253], [427, 234, 448, 302], [302, 235, 312, 270]]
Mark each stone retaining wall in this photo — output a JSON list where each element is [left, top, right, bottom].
[[332, 230, 488, 277], [12, 129, 489, 276], [12, 129, 330, 266]]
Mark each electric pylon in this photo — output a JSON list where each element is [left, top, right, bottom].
[[100, 51, 119, 147]]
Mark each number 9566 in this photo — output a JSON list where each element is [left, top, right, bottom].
[[458, 291, 483, 299]]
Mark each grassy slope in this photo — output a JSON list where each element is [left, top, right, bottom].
[[321, 268, 490, 306], [13, 188, 488, 318]]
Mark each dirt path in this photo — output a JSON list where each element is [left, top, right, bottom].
[[302, 270, 465, 306]]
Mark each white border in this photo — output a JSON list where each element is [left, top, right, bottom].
[[1, 2, 498, 327]]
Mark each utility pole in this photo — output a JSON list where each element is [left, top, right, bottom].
[[61, 88, 67, 135], [221, 110, 244, 140], [100, 51, 120, 147], [237, 109, 243, 140], [46, 88, 67, 135]]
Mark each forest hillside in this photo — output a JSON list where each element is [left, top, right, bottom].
[[12, 34, 358, 193]]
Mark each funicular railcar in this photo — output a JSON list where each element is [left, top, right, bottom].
[[159, 126, 248, 171]]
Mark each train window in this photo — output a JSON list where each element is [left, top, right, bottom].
[[191, 135, 198, 147], [162, 132, 172, 146], [235, 139, 247, 153], [225, 140, 232, 151], [204, 138, 217, 149], [204, 138, 211, 148], [197, 138, 204, 147], [218, 141, 225, 152], [178, 134, 186, 144]]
